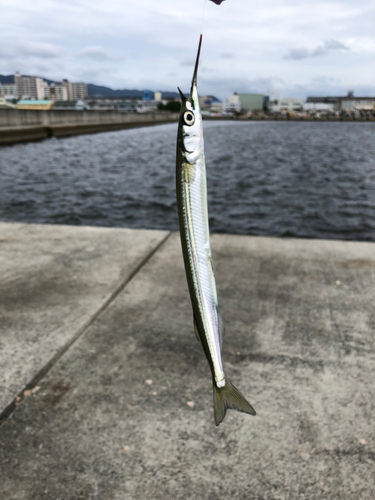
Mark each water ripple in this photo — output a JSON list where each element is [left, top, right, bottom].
[[0, 121, 374, 241]]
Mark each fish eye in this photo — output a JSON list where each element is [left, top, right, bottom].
[[183, 111, 195, 126]]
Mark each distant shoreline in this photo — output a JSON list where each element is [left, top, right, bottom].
[[0, 112, 374, 146]]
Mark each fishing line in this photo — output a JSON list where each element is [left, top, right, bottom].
[[200, 0, 207, 37]]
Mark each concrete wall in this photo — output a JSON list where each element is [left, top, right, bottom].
[[0, 109, 178, 128], [0, 110, 180, 145]]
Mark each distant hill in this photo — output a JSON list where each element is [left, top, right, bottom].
[[0, 74, 179, 99], [0, 75, 16, 84], [87, 84, 179, 99], [87, 84, 143, 98]]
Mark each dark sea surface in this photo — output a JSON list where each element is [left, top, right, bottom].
[[1, 121, 375, 241]]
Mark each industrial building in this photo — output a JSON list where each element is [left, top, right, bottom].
[[199, 95, 223, 113], [224, 93, 266, 113], [268, 97, 304, 113], [338, 96, 375, 111], [306, 92, 375, 112]]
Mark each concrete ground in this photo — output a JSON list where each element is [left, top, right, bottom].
[[0, 222, 374, 500]]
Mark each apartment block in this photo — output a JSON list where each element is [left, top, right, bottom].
[[62, 80, 87, 100], [44, 83, 68, 101], [0, 83, 17, 97]]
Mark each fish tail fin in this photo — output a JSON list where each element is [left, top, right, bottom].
[[213, 378, 256, 426]]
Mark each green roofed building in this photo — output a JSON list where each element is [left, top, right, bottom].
[[224, 93, 267, 113], [16, 100, 54, 110]]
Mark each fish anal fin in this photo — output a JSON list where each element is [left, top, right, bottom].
[[194, 315, 201, 342], [213, 377, 256, 426]]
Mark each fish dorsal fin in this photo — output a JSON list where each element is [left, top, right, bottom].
[[194, 315, 201, 342], [217, 309, 225, 351]]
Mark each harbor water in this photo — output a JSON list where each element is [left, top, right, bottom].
[[1, 120, 374, 241]]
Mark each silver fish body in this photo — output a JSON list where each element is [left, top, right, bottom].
[[176, 35, 256, 425]]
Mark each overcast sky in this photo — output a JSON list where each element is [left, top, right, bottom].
[[0, 0, 374, 99]]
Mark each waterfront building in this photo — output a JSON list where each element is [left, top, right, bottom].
[[16, 100, 54, 110], [52, 100, 87, 110], [338, 96, 375, 111], [154, 91, 162, 102], [36, 78, 47, 99], [143, 90, 153, 101], [0, 83, 17, 98], [306, 96, 339, 105], [307, 92, 375, 112], [44, 83, 68, 101], [199, 95, 223, 113], [0, 97, 16, 109], [268, 97, 304, 113], [62, 80, 87, 100], [223, 93, 266, 113], [303, 102, 334, 112], [14, 72, 46, 99], [116, 100, 138, 112], [137, 100, 158, 112], [0, 83, 17, 97]]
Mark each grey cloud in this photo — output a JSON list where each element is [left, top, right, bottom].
[[200, 74, 373, 100], [284, 39, 349, 60], [22, 42, 63, 58], [0, 39, 63, 59], [180, 59, 195, 67], [284, 48, 311, 60], [200, 75, 287, 97], [220, 53, 234, 59], [324, 39, 349, 50], [79, 46, 118, 61]]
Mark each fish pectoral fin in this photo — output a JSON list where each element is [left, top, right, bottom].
[[217, 309, 225, 350], [213, 377, 256, 426], [193, 315, 201, 342]]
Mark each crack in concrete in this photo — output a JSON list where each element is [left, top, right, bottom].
[[0, 231, 172, 425]]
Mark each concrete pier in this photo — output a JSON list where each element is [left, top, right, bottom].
[[0, 222, 374, 499], [1, 110, 373, 145], [0, 110, 179, 145]]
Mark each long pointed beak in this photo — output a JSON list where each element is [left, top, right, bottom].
[[190, 34, 202, 93], [177, 87, 187, 102]]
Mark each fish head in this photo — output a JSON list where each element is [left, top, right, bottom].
[[177, 35, 203, 161]]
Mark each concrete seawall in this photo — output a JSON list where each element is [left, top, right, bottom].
[[1, 109, 374, 145], [0, 222, 374, 499], [0, 109, 179, 145]]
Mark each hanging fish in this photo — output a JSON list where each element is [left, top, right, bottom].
[[209, 0, 226, 4], [176, 35, 256, 426]]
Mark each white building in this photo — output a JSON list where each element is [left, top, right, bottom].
[[137, 100, 158, 112], [223, 93, 241, 113], [268, 97, 304, 113], [0, 97, 16, 109], [0, 83, 17, 98], [338, 96, 375, 111], [199, 95, 223, 114], [36, 78, 48, 99], [303, 102, 334, 112]]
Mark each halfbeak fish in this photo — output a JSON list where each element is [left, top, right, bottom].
[[176, 35, 256, 426]]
